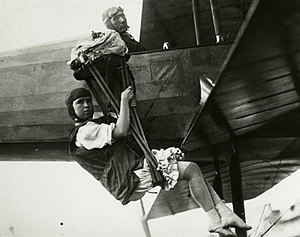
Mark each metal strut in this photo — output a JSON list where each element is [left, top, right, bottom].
[[120, 58, 149, 147], [82, 57, 164, 186]]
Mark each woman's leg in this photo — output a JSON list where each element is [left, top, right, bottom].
[[177, 161, 236, 236], [178, 161, 218, 211], [177, 161, 251, 232]]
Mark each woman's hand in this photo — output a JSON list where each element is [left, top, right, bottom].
[[121, 86, 134, 104], [112, 86, 134, 139]]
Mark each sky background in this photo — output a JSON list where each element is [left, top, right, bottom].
[[0, 0, 142, 52], [0, 161, 299, 237], [0, 162, 148, 237], [1, 0, 300, 236]]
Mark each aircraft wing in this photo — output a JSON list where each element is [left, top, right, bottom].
[[146, 0, 300, 219], [1, 0, 299, 221], [183, 0, 300, 150]]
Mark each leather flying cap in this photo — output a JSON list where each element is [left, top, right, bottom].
[[102, 6, 124, 24], [65, 88, 91, 120]]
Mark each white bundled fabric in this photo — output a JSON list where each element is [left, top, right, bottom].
[[151, 147, 184, 191], [67, 29, 128, 67]]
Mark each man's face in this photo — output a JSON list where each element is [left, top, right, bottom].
[[72, 96, 94, 121], [110, 13, 128, 33]]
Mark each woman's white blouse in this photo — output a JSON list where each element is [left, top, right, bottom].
[[75, 121, 116, 150]]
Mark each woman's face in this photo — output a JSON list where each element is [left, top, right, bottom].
[[72, 96, 94, 121]]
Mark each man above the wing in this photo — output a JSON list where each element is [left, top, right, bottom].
[[102, 6, 146, 53]]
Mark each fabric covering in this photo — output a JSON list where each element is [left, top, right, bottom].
[[67, 29, 128, 70], [129, 147, 184, 200], [152, 147, 184, 190]]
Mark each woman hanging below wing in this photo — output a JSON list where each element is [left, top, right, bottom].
[[65, 87, 252, 236]]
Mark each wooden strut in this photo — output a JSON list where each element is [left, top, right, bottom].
[[84, 59, 164, 186], [229, 145, 247, 237]]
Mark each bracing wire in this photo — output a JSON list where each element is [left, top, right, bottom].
[[252, 204, 267, 237], [239, 150, 285, 233], [247, 199, 300, 237], [259, 199, 300, 237], [240, 146, 294, 176], [271, 159, 282, 188], [239, 138, 300, 236], [144, 51, 185, 118]]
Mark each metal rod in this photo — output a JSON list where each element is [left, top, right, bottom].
[[192, 0, 201, 45], [140, 199, 152, 237], [88, 65, 119, 110], [209, 0, 224, 43], [86, 63, 163, 185], [85, 78, 107, 114], [88, 65, 147, 154], [120, 58, 149, 147]]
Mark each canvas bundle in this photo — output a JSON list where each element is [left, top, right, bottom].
[[67, 29, 128, 70]]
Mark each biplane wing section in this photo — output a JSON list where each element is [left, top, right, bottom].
[[146, 0, 300, 219], [0, 40, 230, 156], [182, 0, 300, 150]]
